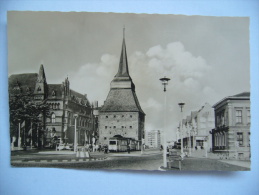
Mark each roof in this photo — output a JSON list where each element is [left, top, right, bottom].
[[191, 111, 198, 118], [8, 73, 38, 93], [233, 92, 250, 97], [115, 29, 130, 78], [213, 92, 250, 108], [186, 115, 192, 123], [100, 88, 145, 114], [47, 84, 63, 99], [70, 89, 90, 106]]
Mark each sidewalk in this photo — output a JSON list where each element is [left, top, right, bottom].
[[11, 150, 108, 164], [219, 160, 251, 169], [11, 149, 161, 164], [189, 149, 250, 169]]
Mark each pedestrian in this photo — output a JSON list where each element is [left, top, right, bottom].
[[127, 145, 130, 154], [104, 145, 108, 154], [98, 144, 101, 152], [195, 146, 197, 150], [160, 145, 163, 151]]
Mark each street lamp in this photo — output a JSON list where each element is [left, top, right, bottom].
[[160, 76, 170, 168], [74, 114, 78, 153], [178, 103, 185, 156]]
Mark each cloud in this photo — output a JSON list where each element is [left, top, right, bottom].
[[69, 54, 119, 104], [70, 41, 215, 141]]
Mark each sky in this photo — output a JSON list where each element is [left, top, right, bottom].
[[8, 11, 250, 141]]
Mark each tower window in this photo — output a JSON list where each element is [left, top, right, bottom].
[[37, 86, 41, 92]]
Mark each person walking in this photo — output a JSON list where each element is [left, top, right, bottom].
[[127, 145, 130, 154]]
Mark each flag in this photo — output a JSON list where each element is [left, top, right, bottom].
[[28, 128, 32, 135], [21, 121, 25, 128], [85, 131, 88, 142]]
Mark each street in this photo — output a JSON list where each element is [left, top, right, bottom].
[[11, 149, 250, 171]]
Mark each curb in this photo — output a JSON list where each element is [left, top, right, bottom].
[[11, 157, 108, 164]]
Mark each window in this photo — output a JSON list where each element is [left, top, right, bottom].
[[106, 116, 108, 118], [130, 126, 132, 129], [248, 132, 250, 147], [236, 110, 242, 123], [105, 126, 107, 129], [237, 132, 243, 146], [113, 126, 116, 128], [130, 115, 132, 118], [52, 90, 56, 97], [122, 126, 124, 128], [37, 86, 41, 92], [114, 115, 116, 118], [51, 113, 56, 123], [247, 110, 250, 124]]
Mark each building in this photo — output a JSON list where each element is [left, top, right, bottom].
[[145, 130, 161, 148], [98, 30, 145, 147], [9, 65, 96, 148], [211, 92, 250, 160], [177, 103, 215, 152]]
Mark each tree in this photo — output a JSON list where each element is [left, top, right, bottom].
[[9, 92, 50, 147]]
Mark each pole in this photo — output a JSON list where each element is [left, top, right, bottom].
[[23, 124, 26, 148], [189, 128, 191, 156], [31, 122, 33, 149], [163, 90, 167, 168], [180, 111, 184, 156], [74, 116, 77, 153], [18, 122, 21, 149]]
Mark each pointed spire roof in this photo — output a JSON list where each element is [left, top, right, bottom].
[[101, 29, 145, 115], [115, 27, 130, 78], [37, 64, 47, 83]]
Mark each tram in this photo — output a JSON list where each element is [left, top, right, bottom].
[[108, 135, 139, 152]]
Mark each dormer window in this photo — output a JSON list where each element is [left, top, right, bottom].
[[52, 90, 56, 97]]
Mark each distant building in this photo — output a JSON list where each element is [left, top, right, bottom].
[[177, 103, 215, 151], [98, 30, 145, 147], [145, 130, 161, 148], [211, 92, 250, 160], [9, 65, 96, 148]]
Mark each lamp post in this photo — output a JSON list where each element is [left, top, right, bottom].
[[178, 103, 185, 156], [160, 76, 170, 168], [74, 114, 78, 153], [188, 124, 191, 157]]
